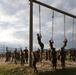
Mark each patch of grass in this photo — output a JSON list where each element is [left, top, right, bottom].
[[0, 64, 76, 75], [0, 64, 34, 75]]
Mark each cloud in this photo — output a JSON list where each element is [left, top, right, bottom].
[[0, 0, 28, 50], [0, 0, 29, 15], [12, 29, 29, 40], [0, 0, 76, 51], [22, 0, 76, 50]]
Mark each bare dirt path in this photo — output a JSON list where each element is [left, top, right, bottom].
[[37, 60, 76, 71]]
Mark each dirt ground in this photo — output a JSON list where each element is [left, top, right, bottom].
[[0, 58, 76, 71], [37, 60, 76, 71]]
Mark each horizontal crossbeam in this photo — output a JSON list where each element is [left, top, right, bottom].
[[29, 0, 76, 18]]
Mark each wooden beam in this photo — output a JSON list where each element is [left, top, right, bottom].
[[29, 0, 33, 67], [29, 0, 76, 18]]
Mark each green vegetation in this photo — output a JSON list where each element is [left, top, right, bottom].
[[0, 63, 76, 75], [0, 64, 33, 75]]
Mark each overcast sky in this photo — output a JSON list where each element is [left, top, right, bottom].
[[0, 0, 76, 50]]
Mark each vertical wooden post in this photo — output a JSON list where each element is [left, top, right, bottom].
[[29, 0, 33, 67]]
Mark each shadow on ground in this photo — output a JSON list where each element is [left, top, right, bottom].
[[0, 64, 76, 75], [37, 67, 76, 75]]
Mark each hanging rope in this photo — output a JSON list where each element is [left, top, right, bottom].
[[72, 18, 74, 48], [64, 15, 66, 38], [39, 4, 41, 35], [52, 10, 54, 39]]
